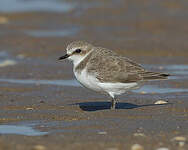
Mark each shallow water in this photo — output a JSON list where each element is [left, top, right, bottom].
[[166, 65, 188, 70], [0, 121, 102, 136], [24, 27, 80, 37], [0, 125, 48, 136], [134, 85, 188, 94], [0, 64, 187, 94], [0, 0, 74, 13], [0, 51, 8, 58], [0, 78, 187, 94], [0, 60, 17, 67], [165, 65, 188, 76], [145, 64, 188, 76], [0, 78, 80, 87]]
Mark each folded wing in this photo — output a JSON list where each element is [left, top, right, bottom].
[[87, 47, 169, 83]]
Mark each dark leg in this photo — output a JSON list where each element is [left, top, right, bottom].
[[111, 97, 117, 110]]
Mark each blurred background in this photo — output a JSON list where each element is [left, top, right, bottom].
[[0, 0, 188, 62]]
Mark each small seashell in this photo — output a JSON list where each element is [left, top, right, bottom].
[[156, 148, 169, 150], [171, 136, 186, 142], [0, 16, 9, 24], [140, 91, 147, 94], [33, 145, 46, 150], [98, 131, 107, 135], [26, 107, 33, 110], [179, 141, 185, 147], [154, 100, 168, 105], [133, 133, 146, 137], [17, 54, 25, 59], [0, 60, 16, 67], [131, 144, 144, 150], [106, 148, 118, 150]]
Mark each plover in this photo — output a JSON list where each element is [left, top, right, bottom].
[[59, 41, 169, 109]]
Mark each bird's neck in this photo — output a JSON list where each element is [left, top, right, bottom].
[[73, 50, 93, 73]]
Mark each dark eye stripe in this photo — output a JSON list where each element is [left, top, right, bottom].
[[75, 49, 82, 53]]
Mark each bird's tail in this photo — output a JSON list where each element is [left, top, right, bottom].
[[142, 72, 170, 80]]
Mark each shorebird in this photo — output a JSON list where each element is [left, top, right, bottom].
[[59, 41, 169, 109]]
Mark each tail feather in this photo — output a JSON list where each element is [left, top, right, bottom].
[[142, 72, 170, 80]]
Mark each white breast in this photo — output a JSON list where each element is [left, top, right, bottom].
[[74, 68, 102, 92]]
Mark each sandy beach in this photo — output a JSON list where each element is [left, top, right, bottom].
[[0, 0, 188, 149]]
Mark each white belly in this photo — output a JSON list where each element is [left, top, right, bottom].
[[98, 82, 139, 96], [74, 68, 139, 96]]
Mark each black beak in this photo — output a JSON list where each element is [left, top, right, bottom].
[[58, 54, 70, 60]]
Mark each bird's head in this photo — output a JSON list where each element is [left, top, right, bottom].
[[58, 41, 93, 66]]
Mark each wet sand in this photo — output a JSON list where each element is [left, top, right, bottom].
[[0, 0, 188, 149]]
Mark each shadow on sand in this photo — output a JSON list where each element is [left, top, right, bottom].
[[71, 101, 171, 111]]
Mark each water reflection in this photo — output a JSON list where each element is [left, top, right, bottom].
[[0, 0, 74, 13], [134, 85, 188, 94], [0, 77, 187, 94], [0, 78, 80, 87], [0, 125, 48, 136], [24, 27, 80, 37], [0, 64, 187, 93]]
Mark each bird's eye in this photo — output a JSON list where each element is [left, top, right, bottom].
[[75, 49, 82, 53]]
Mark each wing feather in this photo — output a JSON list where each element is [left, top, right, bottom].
[[86, 47, 169, 83]]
